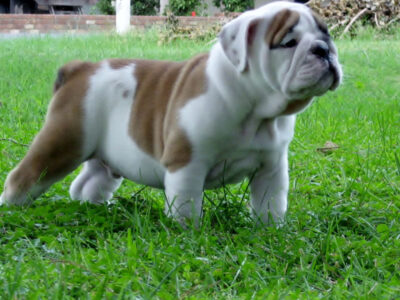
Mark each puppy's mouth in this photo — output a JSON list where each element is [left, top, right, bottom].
[[286, 54, 342, 99], [293, 69, 334, 98], [328, 61, 341, 91], [309, 60, 341, 95]]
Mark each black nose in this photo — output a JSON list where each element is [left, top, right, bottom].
[[312, 43, 329, 59]]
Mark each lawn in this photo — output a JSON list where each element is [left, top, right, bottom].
[[0, 29, 399, 298]]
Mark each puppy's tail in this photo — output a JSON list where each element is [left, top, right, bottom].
[[53, 60, 90, 93]]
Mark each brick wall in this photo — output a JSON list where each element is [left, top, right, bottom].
[[0, 15, 222, 34]]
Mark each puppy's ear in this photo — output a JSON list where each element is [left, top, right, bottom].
[[219, 17, 261, 72]]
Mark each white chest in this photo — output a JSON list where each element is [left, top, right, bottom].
[[203, 115, 296, 188]]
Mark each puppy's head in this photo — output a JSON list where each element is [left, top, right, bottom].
[[219, 1, 342, 103]]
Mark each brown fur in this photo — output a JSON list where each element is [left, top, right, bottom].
[[265, 9, 300, 48], [54, 60, 91, 93], [109, 59, 186, 161], [6, 61, 96, 197], [110, 54, 209, 172], [281, 98, 312, 115]]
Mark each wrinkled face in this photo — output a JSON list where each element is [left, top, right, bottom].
[[220, 2, 342, 102], [263, 5, 342, 99]]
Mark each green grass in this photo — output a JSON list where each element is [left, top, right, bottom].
[[0, 29, 400, 298]]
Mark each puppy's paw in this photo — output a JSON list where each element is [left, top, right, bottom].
[[165, 209, 201, 229], [251, 210, 286, 228], [0, 189, 30, 206], [71, 183, 111, 205]]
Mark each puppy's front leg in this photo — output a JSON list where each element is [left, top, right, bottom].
[[164, 163, 207, 227], [250, 150, 289, 225]]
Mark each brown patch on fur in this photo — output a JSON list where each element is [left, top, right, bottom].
[[281, 98, 312, 115], [111, 59, 185, 161], [110, 55, 209, 172], [161, 55, 209, 171], [53, 60, 92, 93], [265, 9, 300, 48], [6, 61, 97, 197], [108, 59, 135, 70]]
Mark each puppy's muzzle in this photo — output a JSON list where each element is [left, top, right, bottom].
[[310, 40, 340, 91], [311, 42, 330, 60]]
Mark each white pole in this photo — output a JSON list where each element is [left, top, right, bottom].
[[116, 0, 131, 34], [160, 0, 169, 15]]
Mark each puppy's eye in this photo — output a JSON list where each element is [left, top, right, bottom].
[[281, 39, 297, 48]]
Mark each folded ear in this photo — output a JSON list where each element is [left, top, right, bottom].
[[218, 16, 261, 73]]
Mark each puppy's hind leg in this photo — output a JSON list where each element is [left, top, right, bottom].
[[0, 120, 84, 206], [1, 61, 95, 206], [69, 159, 123, 204]]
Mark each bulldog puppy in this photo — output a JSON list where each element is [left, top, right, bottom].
[[0, 1, 342, 226]]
